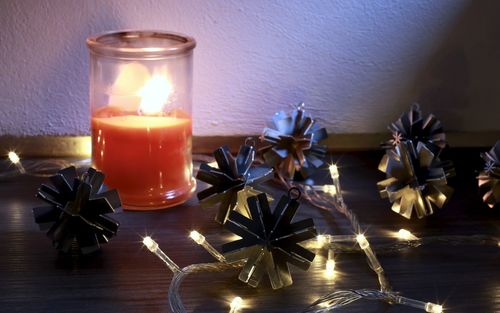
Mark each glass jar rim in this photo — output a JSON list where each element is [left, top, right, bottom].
[[86, 30, 196, 58]]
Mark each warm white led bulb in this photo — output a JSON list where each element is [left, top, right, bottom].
[[398, 229, 418, 241], [356, 234, 370, 250], [190, 230, 206, 245], [316, 235, 328, 246], [322, 185, 337, 195], [329, 164, 339, 180], [425, 302, 443, 313], [229, 296, 243, 312], [7, 151, 26, 174], [188, 230, 226, 262], [143, 236, 158, 252], [8, 151, 20, 164]]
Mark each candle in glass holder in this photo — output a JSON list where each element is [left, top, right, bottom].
[[87, 31, 196, 210]]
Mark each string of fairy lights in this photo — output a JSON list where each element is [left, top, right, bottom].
[[138, 163, 444, 313], [1, 150, 90, 178], [3, 147, 498, 313], [138, 161, 498, 313]]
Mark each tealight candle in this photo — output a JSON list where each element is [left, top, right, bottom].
[[87, 31, 196, 210]]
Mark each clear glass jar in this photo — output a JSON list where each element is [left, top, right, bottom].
[[87, 30, 196, 210]]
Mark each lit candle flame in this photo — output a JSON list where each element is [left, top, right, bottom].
[[138, 74, 172, 115]]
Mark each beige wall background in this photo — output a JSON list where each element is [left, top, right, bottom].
[[0, 0, 499, 143]]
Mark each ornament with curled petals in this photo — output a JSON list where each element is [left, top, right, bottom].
[[383, 103, 446, 154], [478, 141, 500, 208], [222, 189, 317, 289], [260, 103, 328, 180], [33, 166, 121, 254], [196, 142, 273, 224], [377, 142, 454, 219]]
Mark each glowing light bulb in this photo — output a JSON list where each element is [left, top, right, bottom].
[[190, 230, 205, 245], [322, 185, 337, 195], [356, 234, 370, 250], [142, 236, 180, 273], [356, 233, 383, 273], [143, 236, 158, 252], [395, 296, 443, 312], [425, 302, 443, 313], [328, 164, 344, 204], [329, 164, 339, 180], [398, 229, 419, 241], [8, 151, 20, 164], [188, 230, 225, 262], [8, 151, 26, 174], [317, 234, 328, 246], [229, 296, 243, 313], [310, 185, 336, 196]]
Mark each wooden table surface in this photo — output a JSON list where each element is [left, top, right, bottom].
[[0, 149, 498, 313]]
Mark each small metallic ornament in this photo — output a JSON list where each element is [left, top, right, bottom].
[[196, 143, 273, 224], [478, 141, 500, 208], [260, 103, 328, 180], [377, 142, 454, 219], [383, 103, 446, 154], [33, 166, 121, 254], [222, 189, 317, 289]]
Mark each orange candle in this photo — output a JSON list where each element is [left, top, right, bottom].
[[91, 109, 195, 210], [87, 31, 197, 210]]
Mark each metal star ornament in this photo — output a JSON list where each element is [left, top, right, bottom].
[[377, 142, 454, 219], [260, 103, 328, 180], [222, 189, 317, 289], [196, 143, 273, 224], [33, 166, 121, 254], [478, 141, 500, 208], [383, 103, 447, 154]]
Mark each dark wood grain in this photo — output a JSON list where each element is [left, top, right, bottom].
[[0, 149, 498, 313]]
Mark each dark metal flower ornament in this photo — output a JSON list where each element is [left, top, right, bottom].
[[260, 103, 328, 180], [196, 143, 273, 224], [383, 103, 447, 154], [33, 166, 121, 254], [478, 141, 500, 208], [377, 142, 454, 219], [222, 189, 317, 289]]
